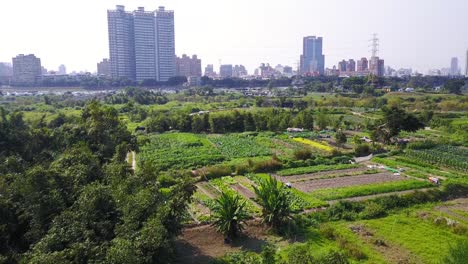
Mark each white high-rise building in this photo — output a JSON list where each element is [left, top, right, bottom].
[[155, 6, 176, 82], [107, 5, 175, 82], [450, 57, 459, 76]]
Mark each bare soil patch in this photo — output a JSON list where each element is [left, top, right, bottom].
[[175, 220, 292, 264], [274, 167, 370, 183], [293, 173, 405, 193]]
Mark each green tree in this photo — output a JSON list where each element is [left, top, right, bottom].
[[211, 192, 249, 240], [335, 130, 347, 146], [253, 176, 291, 230], [444, 79, 465, 94]]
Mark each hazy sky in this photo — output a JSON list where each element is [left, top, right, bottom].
[[1, 0, 467, 74]]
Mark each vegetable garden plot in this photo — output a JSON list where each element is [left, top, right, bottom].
[[139, 133, 224, 172], [208, 134, 271, 158]]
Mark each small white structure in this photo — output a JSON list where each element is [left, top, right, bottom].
[[287, 127, 304, 133]]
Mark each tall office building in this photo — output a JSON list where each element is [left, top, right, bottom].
[[300, 36, 325, 75], [107, 5, 175, 82], [176, 54, 202, 77], [450, 57, 459, 76], [12, 54, 42, 86]]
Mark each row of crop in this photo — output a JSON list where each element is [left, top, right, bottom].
[[311, 179, 434, 201], [277, 163, 360, 176], [405, 148, 468, 172], [371, 157, 462, 178]]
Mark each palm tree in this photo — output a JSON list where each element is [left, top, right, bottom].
[[253, 176, 291, 230], [211, 192, 249, 240]]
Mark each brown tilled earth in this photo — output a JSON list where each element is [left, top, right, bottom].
[[293, 172, 405, 193], [274, 167, 371, 183], [174, 220, 295, 264]]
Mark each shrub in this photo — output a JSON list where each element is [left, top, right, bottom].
[[360, 201, 386, 219], [252, 159, 282, 173], [293, 149, 313, 161], [235, 164, 250, 175], [202, 165, 232, 180], [319, 224, 336, 239], [354, 144, 370, 157]]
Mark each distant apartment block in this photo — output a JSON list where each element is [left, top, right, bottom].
[[58, 65, 67, 75], [300, 36, 325, 75], [450, 57, 459, 76], [97, 59, 111, 76], [346, 59, 356, 72], [338, 60, 347, 72], [12, 54, 42, 86], [107, 5, 175, 82], [233, 65, 248, 78], [0, 62, 13, 85], [219, 64, 233, 78], [176, 54, 202, 77], [357, 58, 368, 72], [204, 64, 215, 77], [369, 56, 385, 77], [465, 49, 468, 77]]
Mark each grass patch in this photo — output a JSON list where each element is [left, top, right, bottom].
[[362, 210, 468, 264]]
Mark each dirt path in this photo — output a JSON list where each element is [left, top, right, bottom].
[[328, 188, 436, 204]]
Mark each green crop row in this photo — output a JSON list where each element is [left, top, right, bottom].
[[277, 164, 360, 176]]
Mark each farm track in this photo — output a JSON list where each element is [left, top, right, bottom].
[[273, 167, 370, 183], [294, 172, 406, 193]]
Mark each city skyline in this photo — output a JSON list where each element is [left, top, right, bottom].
[[0, 0, 467, 74]]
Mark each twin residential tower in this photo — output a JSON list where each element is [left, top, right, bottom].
[[107, 5, 175, 82]]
